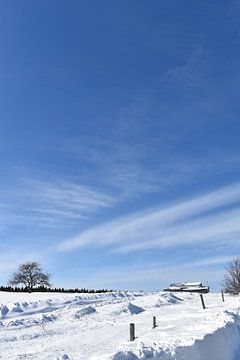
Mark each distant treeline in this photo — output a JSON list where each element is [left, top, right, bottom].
[[0, 285, 112, 293]]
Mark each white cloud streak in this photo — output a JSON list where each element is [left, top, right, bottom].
[[62, 39, 240, 201], [0, 178, 114, 230], [58, 183, 240, 252]]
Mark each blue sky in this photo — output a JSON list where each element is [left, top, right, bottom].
[[1, 0, 240, 291]]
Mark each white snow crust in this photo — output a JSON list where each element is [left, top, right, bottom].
[[0, 291, 240, 359]]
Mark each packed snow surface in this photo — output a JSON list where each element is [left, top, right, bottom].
[[0, 291, 240, 359]]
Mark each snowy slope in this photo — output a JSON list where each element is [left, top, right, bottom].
[[0, 291, 239, 359]]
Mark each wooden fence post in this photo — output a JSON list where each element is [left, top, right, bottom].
[[221, 289, 225, 302], [153, 316, 156, 329], [130, 323, 135, 341], [200, 294, 206, 309]]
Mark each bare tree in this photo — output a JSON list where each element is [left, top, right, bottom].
[[223, 257, 240, 294], [9, 262, 51, 292]]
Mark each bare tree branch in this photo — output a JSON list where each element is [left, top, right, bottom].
[[223, 257, 240, 294], [9, 262, 51, 292]]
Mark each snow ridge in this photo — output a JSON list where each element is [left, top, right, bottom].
[[0, 291, 240, 359]]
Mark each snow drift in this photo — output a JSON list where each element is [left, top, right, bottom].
[[74, 305, 96, 318], [112, 312, 240, 360], [110, 302, 145, 316], [0, 291, 240, 359], [155, 293, 183, 307]]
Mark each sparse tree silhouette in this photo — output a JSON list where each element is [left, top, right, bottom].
[[223, 257, 240, 294], [9, 262, 51, 292]]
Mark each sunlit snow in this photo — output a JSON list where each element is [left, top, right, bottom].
[[0, 291, 240, 359]]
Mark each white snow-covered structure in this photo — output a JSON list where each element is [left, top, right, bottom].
[[164, 281, 209, 293]]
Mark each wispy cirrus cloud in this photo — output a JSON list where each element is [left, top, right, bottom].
[[0, 178, 114, 230], [63, 41, 240, 199], [185, 255, 232, 268], [66, 130, 240, 203], [58, 182, 240, 253], [65, 136, 161, 198]]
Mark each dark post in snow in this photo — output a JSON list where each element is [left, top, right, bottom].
[[200, 294, 206, 309], [221, 289, 225, 302], [130, 323, 135, 341], [153, 316, 157, 329]]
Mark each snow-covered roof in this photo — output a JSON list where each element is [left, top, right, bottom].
[[166, 282, 209, 293], [184, 282, 202, 287], [169, 282, 203, 289]]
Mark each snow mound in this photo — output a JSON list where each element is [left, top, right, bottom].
[[61, 355, 70, 360], [127, 303, 145, 315], [111, 351, 139, 360], [56, 355, 70, 360], [0, 300, 55, 319], [155, 293, 183, 307], [40, 313, 57, 323], [74, 305, 97, 319], [10, 303, 24, 313], [111, 302, 145, 316], [8, 319, 35, 328], [0, 305, 9, 318], [0, 302, 27, 318], [3, 313, 56, 328]]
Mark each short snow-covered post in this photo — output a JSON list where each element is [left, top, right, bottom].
[[200, 294, 206, 309], [153, 316, 157, 329], [130, 323, 135, 341], [221, 289, 225, 302]]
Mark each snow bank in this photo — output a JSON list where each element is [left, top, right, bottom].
[[0, 291, 140, 319], [74, 305, 96, 319], [155, 293, 183, 307], [111, 313, 240, 360], [1, 291, 240, 359], [110, 302, 145, 316]]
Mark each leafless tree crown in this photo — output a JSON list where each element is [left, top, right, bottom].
[[223, 257, 240, 294], [9, 261, 51, 291]]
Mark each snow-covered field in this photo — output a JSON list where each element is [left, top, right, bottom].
[[0, 291, 240, 360]]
